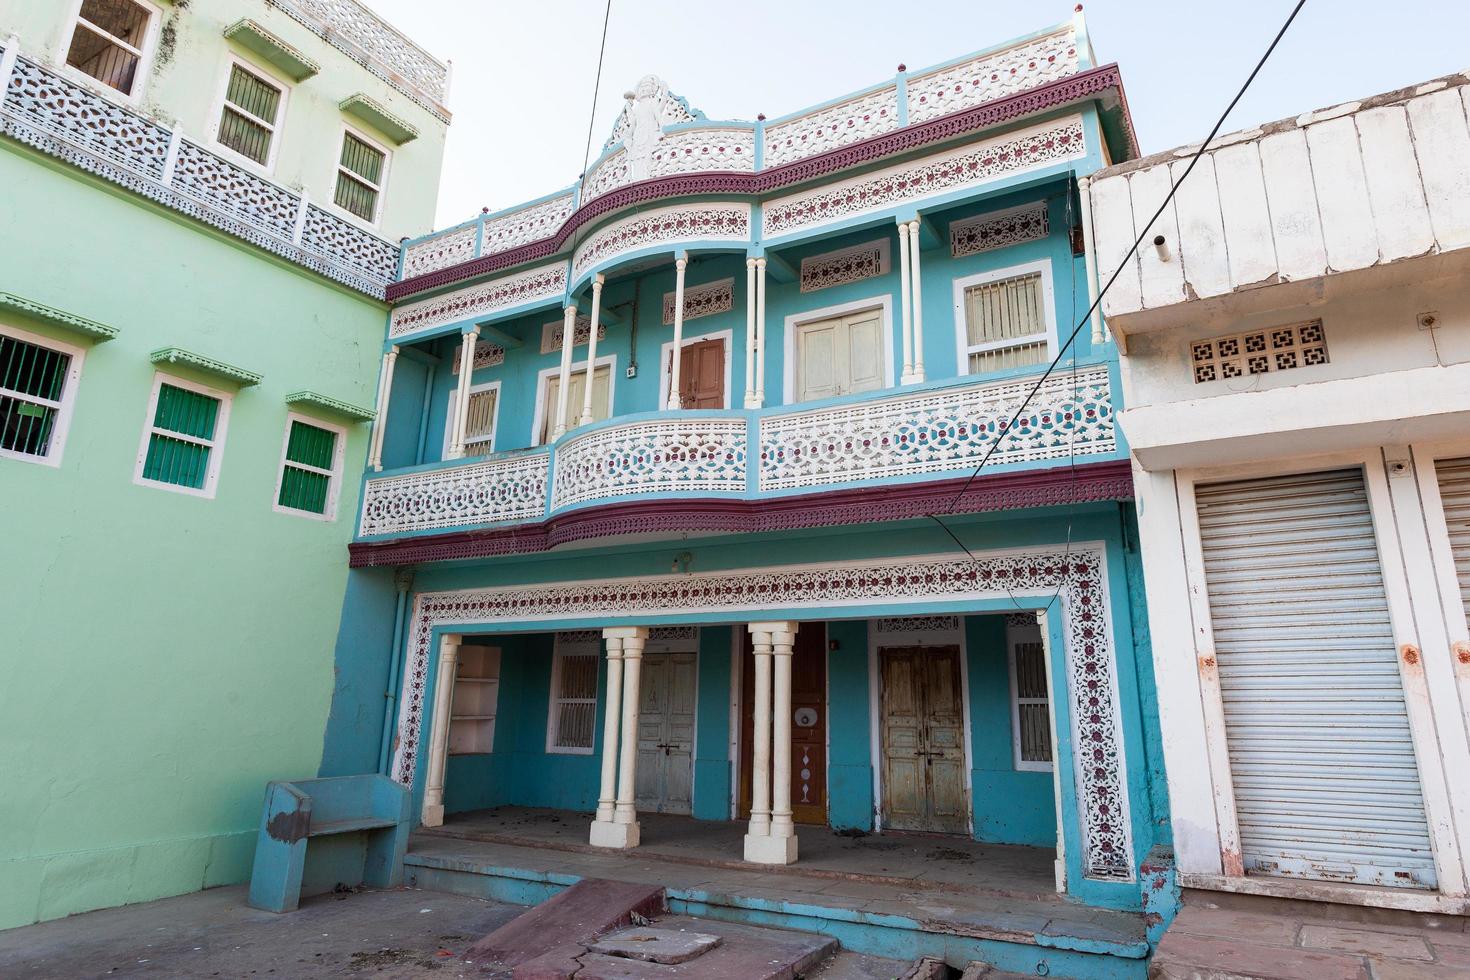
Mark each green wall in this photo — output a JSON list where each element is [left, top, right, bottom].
[[0, 143, 386, 929]]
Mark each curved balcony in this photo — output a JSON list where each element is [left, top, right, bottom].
[[353, 366, 1127, 564]]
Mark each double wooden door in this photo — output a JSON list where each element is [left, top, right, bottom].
[[634, 653, 696, 815], [879, 646, 968, 834], [738, 623, 827, 825], [674, 338, 725, 409]]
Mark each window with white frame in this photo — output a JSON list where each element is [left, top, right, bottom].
[[134, 375, 230, 497], [546, 638, 600, 754], [0, 326, 85, 466], [216, 60, 286, 168], [537, 361, 612, 444], [1008, 621, 1053, 771], [275, 416, 345, 519], [64, 0, 158, 97], [956, 264, 1053, 375], [444, 381, 500, 459], [334, 129, 388, 224]]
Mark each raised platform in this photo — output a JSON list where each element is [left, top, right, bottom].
[[407, 807, 1150, 979]]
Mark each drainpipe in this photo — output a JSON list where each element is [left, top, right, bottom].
[[378, 570, 414, 775], [415, 362, 436, 465], [1076, 174, 1106, 346]]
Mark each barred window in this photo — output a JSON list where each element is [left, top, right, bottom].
[[335, 131, 387, 223], [66, 0, 156, 97], [1009, 624, 1053, 771], [444, 383, 499, 459], [217, 62, 284, 167], [276, 417, 343, 518], [960, 269, 1051, 374], [547, 641, 600, 754], [0, 329, 83, 465]]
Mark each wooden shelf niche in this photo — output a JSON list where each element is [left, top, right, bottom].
[[448, 643, 501, 755]]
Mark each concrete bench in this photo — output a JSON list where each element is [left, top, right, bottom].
[[246, 774, 410, 913]]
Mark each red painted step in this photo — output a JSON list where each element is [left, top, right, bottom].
[[465, 878, 665, 977]]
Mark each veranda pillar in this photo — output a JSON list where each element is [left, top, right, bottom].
[[906, 219, 926, 383], [612, 627, 649, 846], [422, 633, 461, 827], [579, 275, 604, 426], [368, 345, 398, 471], [897, 218, 914, 383], [446, 328, 478, 459], [754, 258, 768, 405], [666, 256, 688, 410], [744, 620, 799, 865], [743, 258, 758, 408], [552, 303, 577, 440], [590, 627, 639, 848]]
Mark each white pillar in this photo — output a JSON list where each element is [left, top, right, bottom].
[[579, 275, 605, 426], [552, 303, 577, 440], [907, 220, 926, 383], [422, 633, 461, 827], [744, 620, 799, 865], [590, 627, 642, 848], [368, 345, 398, 472], [610, 628, 648, 848], [754, 258, 768, 405], [666, 257, 688, 410], [743, 258, 758, 409], [897, 220, 914, 384], [1077, 175, 1106, 345], [446, 328, 478, 459]]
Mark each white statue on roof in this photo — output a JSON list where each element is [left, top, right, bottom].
[[603, 75, 700, 182]]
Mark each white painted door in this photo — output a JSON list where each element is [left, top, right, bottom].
[[634, 653, 696, 815], [795, 309, 884, 403], [1195, 469, 1437, 889], [540, 365, 611, 442]]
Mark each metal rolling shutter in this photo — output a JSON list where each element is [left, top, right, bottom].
[[1195, 469, 1437, 889], [1436, 457, 1470, 620]]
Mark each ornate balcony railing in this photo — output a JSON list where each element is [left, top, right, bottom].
[[356, 366, 1117, 540], [0, 43, 398, 297]]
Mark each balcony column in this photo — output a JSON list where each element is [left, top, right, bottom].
[[743, 258, 758, 409], [446, 327, 479, 459], [744, 621, 799, 864], [589, 627, 638, 848], [579, 275, 605, 426], [612, 627, 649, 846], [1077, 175, 1105, 346], [552, 303, 577, 441], [754, 257, 768, 405], [666, 256, 688, 410], [907, 220, 926, 383], [897, 219, 914, 384], [368, 345, 399, 472], [422, 632, 461, 827]]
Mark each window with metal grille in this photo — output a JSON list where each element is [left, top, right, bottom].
[[960, 269, 1051, 374], [136, 377, 228, 496], [66, 0, 154, 96], [0, 330, 79, 464], [1009, 631, 1053, 771], [276, 417, 342, 518], [444, 383, 499, 458], [217, 62, 284, 167], [334, 131, 387, 223], [547, 644, 600, 754]]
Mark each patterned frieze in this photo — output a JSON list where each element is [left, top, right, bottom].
[[388, 545, 1134, 880], [764, 116, 1085, 237], [389, 263, 568, 339], [907, 29, 1079, 125], [800, 240, 890, 293], [449, 339, 506, 375], [402, 225, 477, 279], [764, 87, 901, 168], [661, 278, 735, 325], [550, 418, 748, 511], [873, 615, 961, 633], [539, 314, 601, 354], [759, 365, 1113, 491], [571, 204, 751, 281], [358, 452, 549, 537], [950, 202, 1050, 257]]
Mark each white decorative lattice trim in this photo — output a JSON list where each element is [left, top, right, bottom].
[[550, 418, 748, 511], [661, 278, 735, 325], [358, 452, 549, 536], [388, 546, 1134, 880], [800, 240, 890, 293], [449, 340, 506, 375], [873, 615, 961, 633], [482, 194, 577, 257], [764, 116, 1085, 237], [906, 29, 1079, 126], [389, 263, 568, 339], [1191, 320, 1328, 384], [403, 225, 477, 279], [950, 202, 1049, 258], [571, 204, 751, 282], [759, 366, 1113, 491], [539, 315, 602, 354], [764, 87, 900, 168]]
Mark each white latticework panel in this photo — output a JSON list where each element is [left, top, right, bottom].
[[267, 0, 449, 103], [481, 194, 576, 256], [172, 141, 300, 239], [300, 201, 400, 277], [359, 453, 549, 535], [907, 29, 1079, 125], [759, 367, 1113, 491], [402, 225, 478, 278], [764, 87, 900, 167], [551, 418, 748, 511]]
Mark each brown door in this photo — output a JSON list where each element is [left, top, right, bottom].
[[738, 623, 827, 825], [879, 646, 968, 834], [677, 338, 725, 408]]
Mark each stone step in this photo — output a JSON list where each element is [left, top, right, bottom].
[[465, 877, 665, 976]]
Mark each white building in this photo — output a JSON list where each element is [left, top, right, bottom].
[[1089, 73, 1470, 913]]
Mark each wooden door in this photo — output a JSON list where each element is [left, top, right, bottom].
[[738, 623, 828, 825], [795, 309, 885, 402], [634, 653, 696, 814], [879, 646, 968, 834], [677, 339, 725, 408], [540, 365, 611, 442]]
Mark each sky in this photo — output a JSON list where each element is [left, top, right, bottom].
[[367, 0, 1470, 231]]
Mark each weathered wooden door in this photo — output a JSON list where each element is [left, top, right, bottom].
[[879, 646, 968, 834], [539, 365, 611, 442], [794, 309, 884, 402], [634, 653, 696, 814], [739, 623, 828, 824], [677, 338, 725, 408]]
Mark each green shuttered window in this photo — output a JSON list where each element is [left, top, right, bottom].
[[218, 63, 284, 166], [141, 382, 223, 491], [334, 131, 386, 223], [276, 417, 342, 518], [0, 331, 77, 463]]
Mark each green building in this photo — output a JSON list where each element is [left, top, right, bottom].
[[0, 0, 448, 928]]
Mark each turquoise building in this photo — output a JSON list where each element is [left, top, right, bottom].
[[323, 9, 1172, 947]]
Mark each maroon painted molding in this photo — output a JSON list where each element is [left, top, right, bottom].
[[388, 65, 1137, 302], [347, 458, 1134, 568]]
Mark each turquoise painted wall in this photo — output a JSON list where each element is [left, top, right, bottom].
[[692, 626, 734, 821], [0, 143, 388, 929], [826, 620, 874, 831]]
